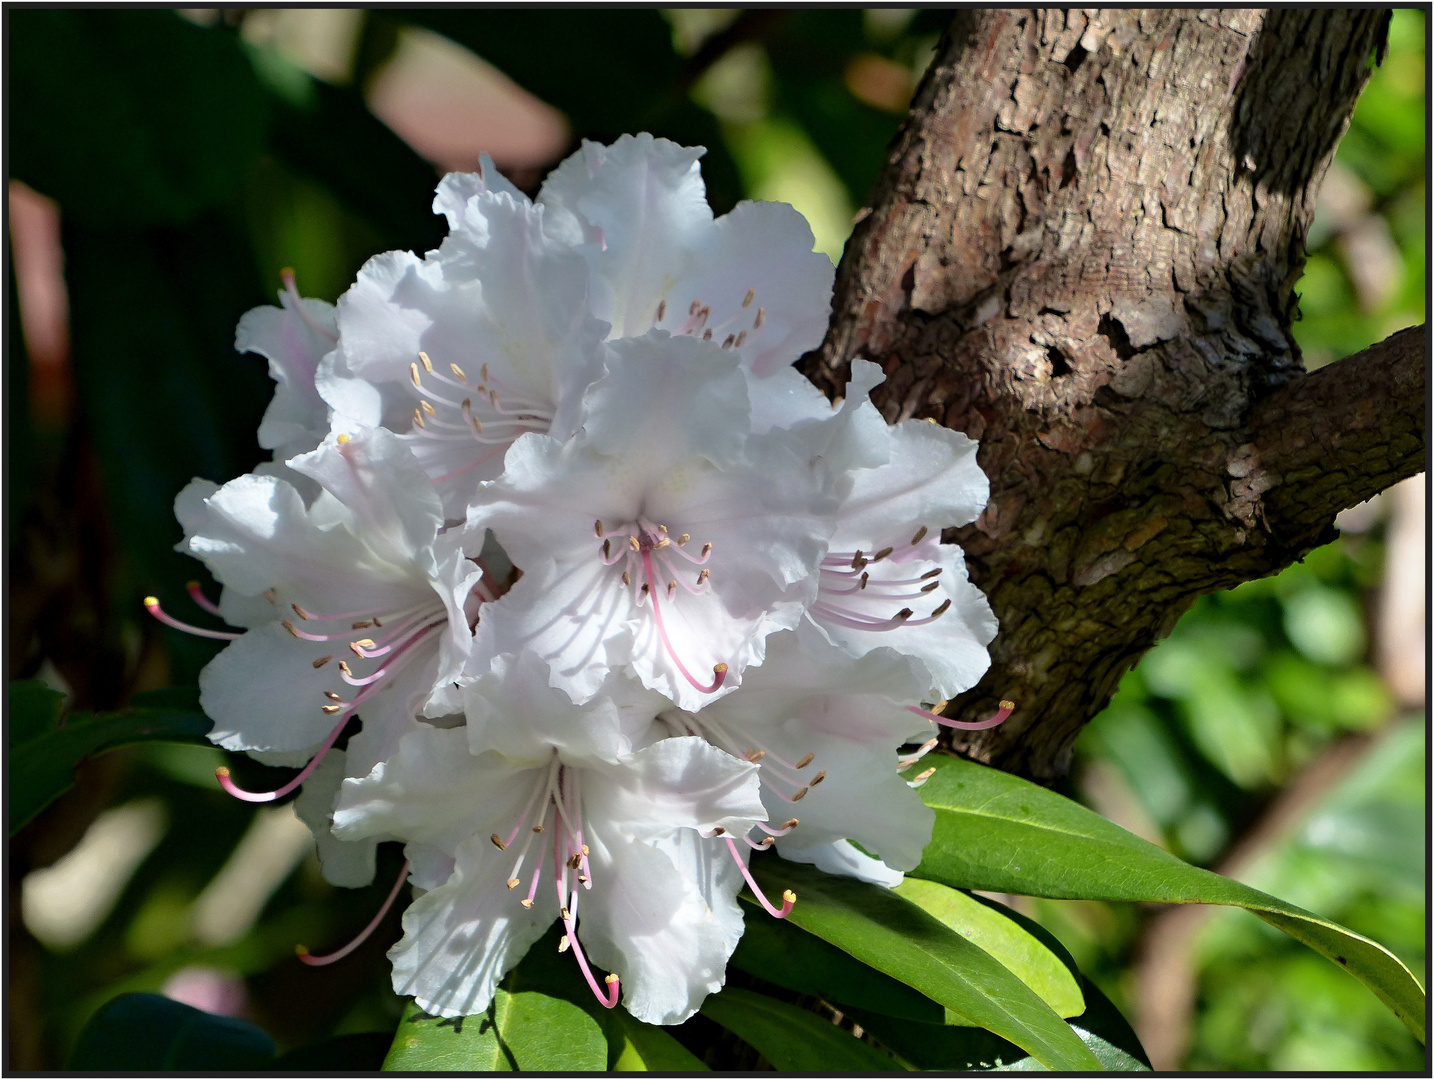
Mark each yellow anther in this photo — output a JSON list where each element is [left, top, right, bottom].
[[678, 533, 690, 545], [1000, 699, 1016, 711], [795, 753, 815, 770], [324, 690, 343, 701], [450, 362, 468, 381], [520, 898, 534, 909], [419, 351, 434, 373], [506, 878, 520, 890], [336, 433, 351, 444], [321, 704, 343, 714], [743, 288, 755, 308], [628, 536, 641, 552], [604, 974, 619, 985], [420, 399, 436, 416], [558, 935, 571, 952], [490, 833, 507, 851], [409, 363, 422, 387]]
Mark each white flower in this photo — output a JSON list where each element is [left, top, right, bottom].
[[333, 686, 773, 1024], [659, 630, 937, 885], [464, 332, 834, 710], [169, 427, 484, 806], [319, 182, 608, 518], [798, 361, 998, 700]]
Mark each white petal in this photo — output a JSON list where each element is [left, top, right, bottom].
[[199, 623, 351, 752], [236, 287, 337, 453], [289, 429, 444, 570], [582, 736, 766, 841], [334, 727, 543, 853], [293, 748, 378, 888], [390, 829, 560, 1019], [464, 653, 665, 762], [538, 134, 710, 337], [834, 417, 988, 542], [776, 838, 904, 887], [433, 156, 526, 229], [576, 825, 745, 1025]]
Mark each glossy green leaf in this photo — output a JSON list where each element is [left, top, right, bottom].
[[854, 977, 1150, 1072], [749, 859, 1103, 1070], [69, 993, 275, 1070], [894, 878, 1085, 1020], [9, 682, 213, 834], [914, 755, 1426, 1043], [731, 893, 943, 1022], [383, 998, 514, 1071], [608, 1008, 708, 1071], [500, 989, 608, 1071], [700, 987, 901, 1071]]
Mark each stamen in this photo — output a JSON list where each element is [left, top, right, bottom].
[[312, 656, 331, 668], [921, 567, 942, 579], [185, 581, 223, 617], [678, 533, 690, 545], [742, 288, 755, 308], [297, 859, 410, 966], [507, 878, 520, 890], [292, 603, 310, 620], [794, 753, 815, 770], [144, 597, 240, 641], [907, 699, 1015, 731], [215, 709, 354, 804], [871, 546, 895, 562], [909, 766, 937, 788], [409, 362, 422, 388], [419, 351, 434, 373], [753, 307, 765, 330], [491, 833, 508, 851], [911, 526, 929, 545], [595, 520, 604, 537], [735, 330, 746, 347], [756, 818, 799, 836], [656, 300, 666, 322], [703, 328, 713, 341], [724, 838, 794, 918], [809, 770, 827, 786], [450, 362, 467, 381]]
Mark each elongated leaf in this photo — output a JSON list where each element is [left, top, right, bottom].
[[9, 682, 213, 834], [749, 859, 1102, 1070], [608, 1008, 708, 1072], [732, 894, 944, 1022], [700, 987, 901, 1071], [853, 977, 1150, 1072], [69, 993, 275, 1070], [498, 990, 607, 1071], [894, 878, 1084, 1020], [914, 755, 1426, 1043], [383, 999, 513, 1071]]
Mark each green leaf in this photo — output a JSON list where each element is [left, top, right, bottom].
[[749, 858, 1103, 1070], [894, 878, 1085, 1020], [700, 987, 902, 1071], [498, 990, 608, 1071], [731, 894, 944, 1022], [608, 1008, 708, 1071], [854, 978, 1150, 1072], [914, 755, 1426, 1043], [383, 998, 514, 1071], [9, 681, 212, 834], [68, 993, 275, 1070]]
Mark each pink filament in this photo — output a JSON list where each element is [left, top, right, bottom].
[[724, 838, 794, 918], [641, 552, 727, 694], [297, 860, 410, 966], [907, 700, 1014, 731], [216, 708, 353, 803], [186, 581, 224, 616], [144, 597, 240, 641]]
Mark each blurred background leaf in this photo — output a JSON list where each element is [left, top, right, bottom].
[[6, 7, 1422, 1072]]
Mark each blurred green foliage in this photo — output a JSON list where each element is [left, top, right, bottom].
[[7, 8, 1422, 1072]]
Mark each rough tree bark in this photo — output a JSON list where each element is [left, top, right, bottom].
[[803, 9, 1426, 781]]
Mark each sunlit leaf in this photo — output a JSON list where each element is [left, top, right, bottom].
[[749, 858, 1103, 1069], [731, 894, 943, 1022], [608, 1008, 708, 1071], [893, 878, 1085, 1020], [915, 755, 1426, 1043], [383, 998, 514, 1071]]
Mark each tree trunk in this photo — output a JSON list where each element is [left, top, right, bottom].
[[804, 9, 1425, 781]]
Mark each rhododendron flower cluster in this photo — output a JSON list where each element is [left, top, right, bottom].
[[156, 135, 1001, 1026]]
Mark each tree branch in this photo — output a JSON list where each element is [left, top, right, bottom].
[[808, 9, 1423, 779]]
